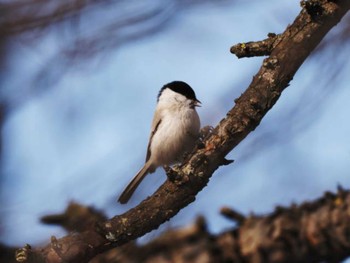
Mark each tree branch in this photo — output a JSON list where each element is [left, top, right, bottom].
[[40, 202, 107, 233], [230, 33, 282, 58], [100, 188, 350, 263], [0, 0, 102, 36], [17, 0, 350, 262], [19, 188, 350, 262]]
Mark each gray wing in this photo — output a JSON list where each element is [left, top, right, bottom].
[[145, 111, 162, 162]]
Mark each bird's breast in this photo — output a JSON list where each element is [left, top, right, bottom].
[[149, 108, 200, 166]]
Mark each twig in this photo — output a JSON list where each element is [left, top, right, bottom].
[[230, 33, 282, 58], [220, 207, 246, 225]]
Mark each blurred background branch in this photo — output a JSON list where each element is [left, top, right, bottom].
[[0, 0, 230, 153], [1, 0, 349, 162]]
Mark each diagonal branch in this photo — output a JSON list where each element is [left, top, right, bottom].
[[96, 188, 350, 262], [18, 187, 350, 262], [18, 0, 350, 262]]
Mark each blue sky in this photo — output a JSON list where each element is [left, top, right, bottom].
[[1, 2, 350, 259]]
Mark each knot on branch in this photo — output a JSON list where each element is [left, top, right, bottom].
[[15, 244, 32, 263], [263, 56, 279, 70], [165, 165, 190, 186], [300, 0, 337, 20]]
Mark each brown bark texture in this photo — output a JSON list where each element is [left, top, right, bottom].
[[13, 0, 350, 262], [14, 188, 350, 263], [90, 188, 350, 263]]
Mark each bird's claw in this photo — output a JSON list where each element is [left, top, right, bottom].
[[199, 125, 214, 142]]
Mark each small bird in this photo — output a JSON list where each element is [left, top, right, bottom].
[[118, 81, 201, 204]]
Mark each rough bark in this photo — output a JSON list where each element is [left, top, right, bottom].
[[14, 0, 350, 262], [230, 33, 282, 58], [15, 188, 350, 263], [111, 188, 350, 263]]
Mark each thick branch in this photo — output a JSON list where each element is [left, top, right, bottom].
[[110, 188, 350, 263], [21, 188, 350, 262], [18, 0, 350, 262]]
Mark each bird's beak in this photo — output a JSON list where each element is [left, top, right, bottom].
[[193, 99, 201, 107]]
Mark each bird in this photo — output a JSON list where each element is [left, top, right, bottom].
[[118, 81, 201, 204]]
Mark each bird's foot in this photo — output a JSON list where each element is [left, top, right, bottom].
[[199, 125, 214, 142]]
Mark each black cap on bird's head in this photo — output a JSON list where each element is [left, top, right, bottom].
[[158, 81, 201, 106]]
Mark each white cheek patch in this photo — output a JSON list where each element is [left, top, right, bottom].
[[159, 89, 188, 105]]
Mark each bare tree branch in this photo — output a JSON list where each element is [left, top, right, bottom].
[[15, 0, 350, 262], [230, 33, 283, 58], [40, 202, 107, 233], [102, 188, 350, 263], [0, 0, 105, 36], [18, 187, 350, 262]]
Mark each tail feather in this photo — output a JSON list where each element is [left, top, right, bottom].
[[118, 162, 151, 204]]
